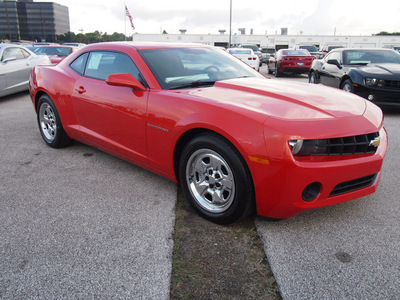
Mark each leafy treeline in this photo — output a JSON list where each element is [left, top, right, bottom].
[[57, 31, 133, 44], [374, 31, 400, 36]]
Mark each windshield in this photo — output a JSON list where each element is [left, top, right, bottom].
[[241, 45, 259, 52], [139, 47, 262, 90], [33, 47, 72, 56], [228, 49, 252, 55], [300, 45, 318, 52], [343, 49, 400, 65], [282, 50, 310, 56]]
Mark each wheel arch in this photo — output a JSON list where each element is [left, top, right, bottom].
[[173, 128, 255, 191], [34, 90, 50, 112], [339, 75, 352, 89]]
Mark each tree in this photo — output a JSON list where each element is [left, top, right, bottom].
[[374, 31, 400, 36]]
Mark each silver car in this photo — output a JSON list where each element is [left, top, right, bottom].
[[0, 44, 51, 97]]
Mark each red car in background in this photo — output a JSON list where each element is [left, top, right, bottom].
[[32, 45, 77, 65], [29, 42, 387, 224], [268, 49, 315, 77]]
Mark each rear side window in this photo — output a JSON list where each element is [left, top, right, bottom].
[[70, 52, 89, 75]]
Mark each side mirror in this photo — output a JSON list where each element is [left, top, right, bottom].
[[327, 59, 342, 69], [106, 73, 146, 91], [2, 56, 17, 63]]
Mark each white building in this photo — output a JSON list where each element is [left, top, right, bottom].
[[131, 33, 400, 50]]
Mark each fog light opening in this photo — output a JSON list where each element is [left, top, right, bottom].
[[302, 182, 322, 201]]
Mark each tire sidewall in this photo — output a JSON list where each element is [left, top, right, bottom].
[[179, 134, 254, 224], [37, 95, 67, 148], [275, 63, 280, 77], [309, 71, 317, 83], [342, 79, 354, 92]]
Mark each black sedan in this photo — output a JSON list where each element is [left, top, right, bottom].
[[309, 48, 400, 107]]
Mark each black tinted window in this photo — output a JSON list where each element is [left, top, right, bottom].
[[70, 52, 89, 75]]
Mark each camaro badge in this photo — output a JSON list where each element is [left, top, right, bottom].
[[369, 136, 381, 148]]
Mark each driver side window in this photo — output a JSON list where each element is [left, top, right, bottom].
[[1, 47, 27, 61], [325, 52, 341, 64], [83, 51, 145, 86]]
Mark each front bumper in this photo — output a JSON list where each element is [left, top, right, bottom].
[[354, 85, 400, 107], [253, 127, 388, 219]]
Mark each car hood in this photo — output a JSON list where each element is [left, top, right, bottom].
[[352, 63, 400, 77], [190, 77, 367, 121]]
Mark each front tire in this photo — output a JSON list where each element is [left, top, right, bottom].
[[37, 94, 71, 148], [341, 79, 354, 93], [179, 133, 254, 224], [309, 71, 319, 84]]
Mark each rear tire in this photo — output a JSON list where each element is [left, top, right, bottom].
[[267, 64, 273, 74], [275, 64, 281, 77], [37, 94, 72, 148], [179, 133, 254, 224]]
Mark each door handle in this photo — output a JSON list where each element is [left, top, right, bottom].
[[75, 86, 86, 94]]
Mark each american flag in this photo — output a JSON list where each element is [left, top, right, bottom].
[[125, 5, 135, 30]]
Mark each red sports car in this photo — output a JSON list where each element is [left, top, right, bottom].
[[29, 42, 387, 224], [268, 49, 315, 77]]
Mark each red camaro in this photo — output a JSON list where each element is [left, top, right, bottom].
[[29, 42, 388, 224], [268, 49, 315, 77]]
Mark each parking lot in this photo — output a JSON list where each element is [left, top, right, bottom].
[[1, 69, 399, 299]]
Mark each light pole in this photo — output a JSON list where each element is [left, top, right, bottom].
[[229, 0, 232, 48]]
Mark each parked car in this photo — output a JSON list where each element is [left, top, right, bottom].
[[0, 44, 51, 97], [267, 49, 315, 77], [294, 44, 324, 59], [227, 48, 260, 71], [29, 42, 387, 224], [260, 47, 276, 63], [309, 48, 400, 107], [32, 45, 78, 65], [239, 44, 262, 66], [320, 44, 344, 55], [62, 42, 86, 48]]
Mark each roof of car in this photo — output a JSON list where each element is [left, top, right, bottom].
[[330, 48, 398, 52], [81, 42, 213, 51]]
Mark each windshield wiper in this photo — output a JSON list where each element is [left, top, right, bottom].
[[169, 80, 216, 90]]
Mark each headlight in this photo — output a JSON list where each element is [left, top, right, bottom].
[[364, 78, 385, 87], [289, 139, 328, 156]]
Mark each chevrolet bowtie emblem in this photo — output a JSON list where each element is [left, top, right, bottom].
[[369, 136, 381, 148]]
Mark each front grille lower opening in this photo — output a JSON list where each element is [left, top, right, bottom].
[[329, 173, 378, 197]]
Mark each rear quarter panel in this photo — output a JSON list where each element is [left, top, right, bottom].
[[30, 65, 82, 140]]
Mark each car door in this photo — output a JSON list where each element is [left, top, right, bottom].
[[1, 47, 32, 92], [319, 51, 343, 88], [70, 51, 149, 166]]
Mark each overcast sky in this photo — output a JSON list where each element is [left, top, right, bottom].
[[42, 0, 399, 36]]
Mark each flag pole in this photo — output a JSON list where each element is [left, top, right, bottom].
[[124, 2, 127, 40]]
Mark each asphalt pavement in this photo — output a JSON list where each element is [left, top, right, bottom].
[[256, 70, 400, 299], [0, 92, 177, 299], [1, 73, 399, 299]]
